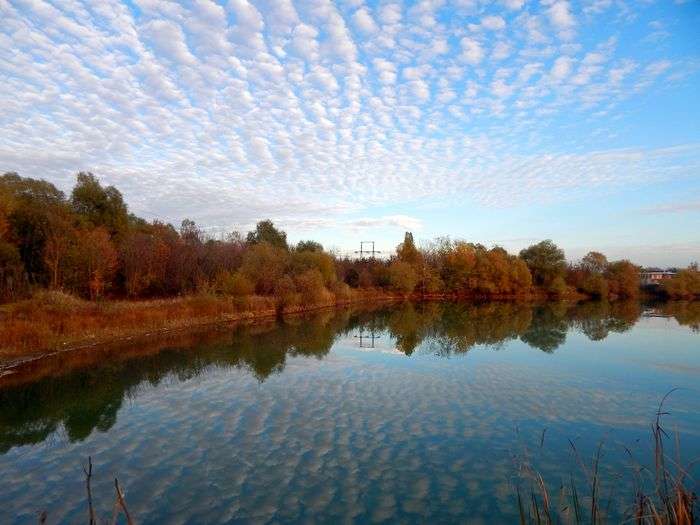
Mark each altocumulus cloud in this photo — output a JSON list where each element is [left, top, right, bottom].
[[0, 0, 698, 236]]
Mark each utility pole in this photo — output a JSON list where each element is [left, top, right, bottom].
[[354, 241, 382, 259]]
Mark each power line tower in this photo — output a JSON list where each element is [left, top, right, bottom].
[[354, 241, 382, 259]]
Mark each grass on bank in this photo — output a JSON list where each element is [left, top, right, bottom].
[[0, 288, 393, 359]]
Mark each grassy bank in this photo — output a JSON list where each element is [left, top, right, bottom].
[[0, 289, 401, 364]]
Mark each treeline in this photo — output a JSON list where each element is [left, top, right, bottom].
[[1, 171, 696, 305]]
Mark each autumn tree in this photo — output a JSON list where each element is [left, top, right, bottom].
[[41, 206, 76, 290], [1, 173, 66, 284], [66, 227, 118, 299], [663, 268, 700, 298], [120, 228, 172, 297], [241, 243, 288, 294], [389, 260, 418, 294], [0, 241, 24, 302], [519, 240, 566, 286], [396, 232, 421, 266], [440, 241, 477, 292], [581, 251, 608, 274], [605, 260, 639, 298]]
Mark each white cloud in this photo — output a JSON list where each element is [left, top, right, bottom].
[[547, 1, 575, 39], [460, 37, 484, 64], [551, 56, 573, 80], [481, 15, 506, 31], [0, 0, 694, 255], [141, 20, 197, 65], [352, 8, 378, 33]]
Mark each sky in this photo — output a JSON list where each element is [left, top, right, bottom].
[[1, 0, 699, 266]]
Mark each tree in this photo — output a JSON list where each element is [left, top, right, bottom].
[[42, 206, 76, 290], [0, 241, 24, 302], [663, 268, 700, 299], [440, 241, 476, 292], [581, 273, 608, 299], [120, 229, 171, 297], [519, 240, 566, 286], [241, 243, 288, 294], [581, 251, 608, 274], [1, 173, 67, 285], [605, 260, 639, 298], [396, 232, 421, 266], [67, 227, 118, 299], [274, 275, 296, 312], [180, 218, 203, 245], [246, 220, 288, 250], [296, 240, 323, 252], [70, 172, 128, 235], [389, 260, 418, 294], [295, 268, 326, 304]]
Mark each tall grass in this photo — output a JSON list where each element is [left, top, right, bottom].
[[514, 392, 697, 524], [0, 289, 398, 360]]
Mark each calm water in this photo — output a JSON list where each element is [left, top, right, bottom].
[[1, 301, 698, 524]]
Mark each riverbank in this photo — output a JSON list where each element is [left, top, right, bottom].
[[0, 288, 591, 367], [0, 290, 410, 366]]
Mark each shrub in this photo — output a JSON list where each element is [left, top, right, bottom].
[[216, 271, 254, 297], [330, 281, 351, 302], [389, 261, 418, 294], [241, 243, 288, 295], [664, 269, 700, 298], [294, 268, 326, 304], [548, 276, 568, 297], [273, 275, 297, 311], [582, 273, 609, 298]]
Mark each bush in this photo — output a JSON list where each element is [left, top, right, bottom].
[[295, 268, 326, 304], [330, 281, 351, 302], [274, 275, 297, 310], [664, 269, 700, 298], [241, 243, 288, 295], [581, 273, 609, 298], [216, 271, 254, 297], [389, 261, 418, 294], [548, 276, 568, 297]]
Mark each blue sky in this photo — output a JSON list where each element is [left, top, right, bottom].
[[1, 0, 699, 266]]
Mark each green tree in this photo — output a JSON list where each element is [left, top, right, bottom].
[[519, 240, 566, 286], [389, 260, 418, 294], [246, 220, 288, 250], [296, 240, 323, 252], [70, 172, 128, 235]]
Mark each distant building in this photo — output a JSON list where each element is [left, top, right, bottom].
[[640, 270, 676, 286]]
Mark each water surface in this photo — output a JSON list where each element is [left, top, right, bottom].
[[1, 301, 698, 523]]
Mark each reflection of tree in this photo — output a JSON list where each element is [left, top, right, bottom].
[[0, 299, 659, 454], [0, 312, 346, 453], [659, 301, 700, 333], [520, 304, 568, 353], [571, 300, 641, 341]]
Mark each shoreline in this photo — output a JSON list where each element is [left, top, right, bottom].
[[0, 288, 609, 371], [0, 289, 589, 372], [0, 290, 409, 371]]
